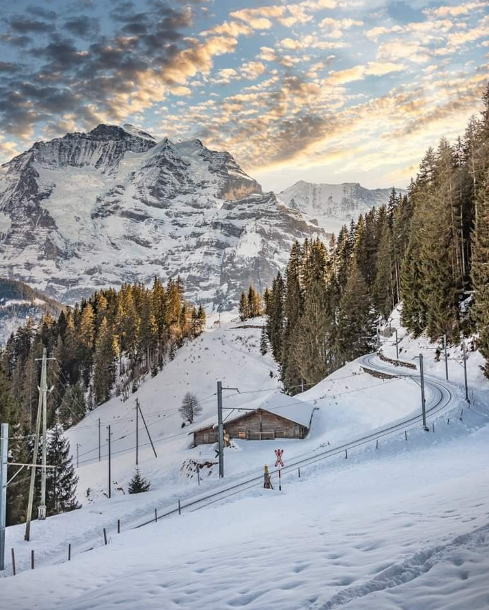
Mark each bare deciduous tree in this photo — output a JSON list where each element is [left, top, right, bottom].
[[179, 392, 202, 423]]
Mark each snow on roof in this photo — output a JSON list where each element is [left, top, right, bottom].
[[192, 392, 316, 433]]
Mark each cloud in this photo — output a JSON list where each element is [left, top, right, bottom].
[[7, 16, 53, 34], [64, 16, 100, 39], [0, 135, 20, 161], [426, 1, 486, 17], [324, 61, 404, 85], [0, 1, 237, 138], [279, 35, 350, 51], [202, 21, 252, 38], [319, 17, 363, 39]]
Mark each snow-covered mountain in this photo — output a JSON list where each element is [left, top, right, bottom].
[[278, 180, 401, 234], [0, 125, 321, 309]]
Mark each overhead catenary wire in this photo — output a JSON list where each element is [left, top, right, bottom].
[[73, 376, 402, 466]]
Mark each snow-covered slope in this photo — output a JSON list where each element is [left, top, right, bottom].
[[278, 180, 402, 234], [3, 314, 489, 609], [0, 125, 321, 308]]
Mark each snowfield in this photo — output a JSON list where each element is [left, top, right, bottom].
[[2, 311, 489, 609]]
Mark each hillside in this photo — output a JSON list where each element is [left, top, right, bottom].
[[2, 312, 489, 609]]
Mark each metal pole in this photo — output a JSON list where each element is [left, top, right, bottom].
[[217, 381, 224, 478], [0, 423, 8, 571], [419, 354, 429, 431], [107, 425, 112, 499], [76, 444, 80, 469], [444, 334, 448, 381], [462, 342, 469, 402], [39, 349, 48, 520], [136, 400, 139, 467], [138, 403, 157, 458], [25, 349, 45, 541], [98, 418, 101, 462]]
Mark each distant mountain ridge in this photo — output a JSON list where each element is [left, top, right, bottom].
[[0, 278, 64, 343], [278, 180, 405, 234], [0, 124, 321, 309]]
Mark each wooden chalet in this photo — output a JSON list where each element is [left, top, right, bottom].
[[192, 399, 316, 447]]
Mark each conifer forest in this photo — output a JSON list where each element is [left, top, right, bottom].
[[0, 277, 205, 523], [265, 86, 489, 393]]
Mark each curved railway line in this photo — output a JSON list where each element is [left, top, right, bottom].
[[132, 352, 456, 526]]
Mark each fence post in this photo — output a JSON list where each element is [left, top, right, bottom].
[[375, 439, 379, 450], [103, 528, 108, 546], [11, 548, 15, 576], [405, 430, 407, 441], [345, 449, 348, 459], [155, 508, 158, 523], [178, 500, 181, 515], [432, 422, 435, 433], [68, 544, 71, 561], [298, 467, 301, 478], [31, 549, 34, 570]]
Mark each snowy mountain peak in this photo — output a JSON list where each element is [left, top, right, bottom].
[[279, 180, 404, 234], [0, 126, 322, 309], [121, 123, 157, 142]]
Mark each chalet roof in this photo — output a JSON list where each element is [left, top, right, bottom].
[[191, 393, 316, 434]]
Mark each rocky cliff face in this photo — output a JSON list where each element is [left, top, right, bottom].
[[0, 125, 320, 309], [278, 180, 403, 234]]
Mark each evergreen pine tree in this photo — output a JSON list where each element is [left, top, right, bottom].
[[471, 169, 489, 375], [46, 421, 80, 515], [267, 273, 285, 365], [59, 383, 87, 428], [295, 279, 332, 387], [373, 219, 394, 320], [128, 468, 151, 494], [336, 261, 376, 364], [260, 327, 268, 355], [93, 318, 116, 405], [239, 292, 249, 321]]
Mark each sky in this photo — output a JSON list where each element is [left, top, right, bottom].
[[0, 0, 488, 192]]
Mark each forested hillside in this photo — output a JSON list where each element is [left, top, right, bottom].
[[0, 277, 205, 524], [266, 85, 489, 393]]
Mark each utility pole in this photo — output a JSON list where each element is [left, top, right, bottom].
[[136, 400, 139, 467], [25, 348, 47, 541], [38, 348, 49, 521], [137, 401, 157, 459], [0, 423, 8, 571], [419, 353, 429, 431], [462, 341, 470, 402], [444, 334, 449, 381], [107, 425, 112, 499], [216, 382, 240, 478], [217, 381, 224, 478], [98, 418, 101, 462]]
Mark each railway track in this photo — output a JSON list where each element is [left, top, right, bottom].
[[133, 352, 455, 523]]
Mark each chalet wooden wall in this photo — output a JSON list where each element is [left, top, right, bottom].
[[193, 409, 308, 446]]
